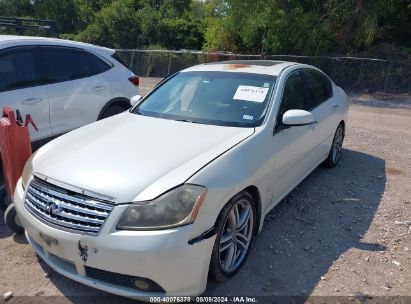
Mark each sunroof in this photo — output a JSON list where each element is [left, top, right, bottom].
[[208, 60, 283, 67]]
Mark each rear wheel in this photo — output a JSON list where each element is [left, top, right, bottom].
[[323, 123, 344, 168], [4, 203, 23, 234], [99, 105, 128, 120], [209, 191, 256, 281]]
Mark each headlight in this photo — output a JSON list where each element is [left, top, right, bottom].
[[117, 184, 207, 230], [21, 152, 36, 190]]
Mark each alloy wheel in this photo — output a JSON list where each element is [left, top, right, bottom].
[[218, 199, 254, 273], [332, 126, 343, 164]]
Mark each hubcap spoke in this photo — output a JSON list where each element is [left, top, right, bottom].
[[230, 204, 240, 228], [235, 232, 249, 250], [236, 206, 251, 231], [228, 242, 238, 270], [219, 234, 232, 253], [224, 242, 237, 271]]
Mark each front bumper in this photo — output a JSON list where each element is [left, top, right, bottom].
[[14, 178, 215, 299]]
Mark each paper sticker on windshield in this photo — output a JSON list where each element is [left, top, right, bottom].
[[233, 85, 269, 103], [242, 114, 254, 120]]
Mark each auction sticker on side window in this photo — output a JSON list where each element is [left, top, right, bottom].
[[233, 85, 269, 103]]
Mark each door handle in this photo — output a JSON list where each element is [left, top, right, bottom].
[[92, 85, 106, 92], [333, 104, 339, 111], [22, 98, 42, 105]]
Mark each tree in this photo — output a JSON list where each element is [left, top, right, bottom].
[[33, 0, 79, 33], [0, 0, 33, 17], [75, 0, 143, 48], [0, 0, 409, 55], [75, 0, 114, 31]]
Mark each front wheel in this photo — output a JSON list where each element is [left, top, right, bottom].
[[323, 123, 344, 168], [209, 191, 256, 281]]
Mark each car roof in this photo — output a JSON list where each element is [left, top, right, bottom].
[[182, 60, 298, 76], [0, 35, 114, 56]]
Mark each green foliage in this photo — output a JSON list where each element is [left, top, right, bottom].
[[158, 17, 204, 50], [0, 0, 409, 56], [74, 0, 114, 31], [33, 0, 79, 33], [204, 0, 411, 55], [75, 0, 202, 49], [0, 0, 33, 17]]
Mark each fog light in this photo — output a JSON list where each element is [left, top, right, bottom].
[[133, 279, 150, 290]]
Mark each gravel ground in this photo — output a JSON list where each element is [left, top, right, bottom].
[[0, 78, 410, 303]]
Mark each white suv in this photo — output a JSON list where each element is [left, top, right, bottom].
[[0, 35, 139, 142]]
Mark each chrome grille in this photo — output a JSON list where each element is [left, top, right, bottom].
[[24, 177, 114, 235]]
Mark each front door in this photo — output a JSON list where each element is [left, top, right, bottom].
[[269, 70, 318, 208]]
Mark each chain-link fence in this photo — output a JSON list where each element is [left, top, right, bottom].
[[115, 50, 411, 94]]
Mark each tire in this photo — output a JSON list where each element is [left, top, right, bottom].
[[99, 105, 128, 120], [0, 185, 10, 212], [209, 191, 256, 281], [4, 203, 24, 234], [323, 123, 344, 168]]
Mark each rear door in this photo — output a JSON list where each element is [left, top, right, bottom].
[[302, 69, 335, 159], [0, 46, 51, 141], [39, 47, 111, 136]]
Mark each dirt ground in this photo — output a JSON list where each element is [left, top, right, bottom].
[[0, 78, 410, 303]]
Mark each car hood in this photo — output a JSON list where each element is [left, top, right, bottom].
[[32, 112, 254, 203]]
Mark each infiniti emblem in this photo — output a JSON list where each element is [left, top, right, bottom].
[[46, 200, 62, 216]]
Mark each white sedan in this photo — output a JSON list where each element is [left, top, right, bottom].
[[14, 60, 348, 299]]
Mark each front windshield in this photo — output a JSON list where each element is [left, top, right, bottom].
[[133, 71, 277, 127]]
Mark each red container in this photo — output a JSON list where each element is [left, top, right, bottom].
[[0, 107, 37, 200]]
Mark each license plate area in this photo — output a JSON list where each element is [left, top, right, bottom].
[[39, 232, 59, 247]]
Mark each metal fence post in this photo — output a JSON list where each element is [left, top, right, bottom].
[[167, 56, 172, 76], [129, 51, 135, 71], [384, 60, 392, 94]]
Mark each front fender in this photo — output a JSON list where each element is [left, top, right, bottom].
[[187, 129, 272, 240]]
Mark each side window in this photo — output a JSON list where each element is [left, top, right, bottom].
[[86, 52, 112, 75], [0, 49, 38, 92], [303, 69, 332, 108], [40, 48, 91, 83], [278, 71, 309, 120]]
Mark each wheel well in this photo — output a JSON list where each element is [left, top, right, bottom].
[[97, 97, 131, 120], [242, 186, 262, 235], [214, 186, 262, 236], [339, 120, 345, 138]]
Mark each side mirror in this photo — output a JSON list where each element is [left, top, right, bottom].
[[130, 95, 143, 107], [282, 109, 316, 126]]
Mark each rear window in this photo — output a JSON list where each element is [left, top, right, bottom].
[[111, 52, 129, 68], [86, 52, 112, 75], [40, 48, 91, 83]]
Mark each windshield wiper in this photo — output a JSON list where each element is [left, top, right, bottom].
[[174, 119, 199, 124], [134, 109, 144, 116]]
